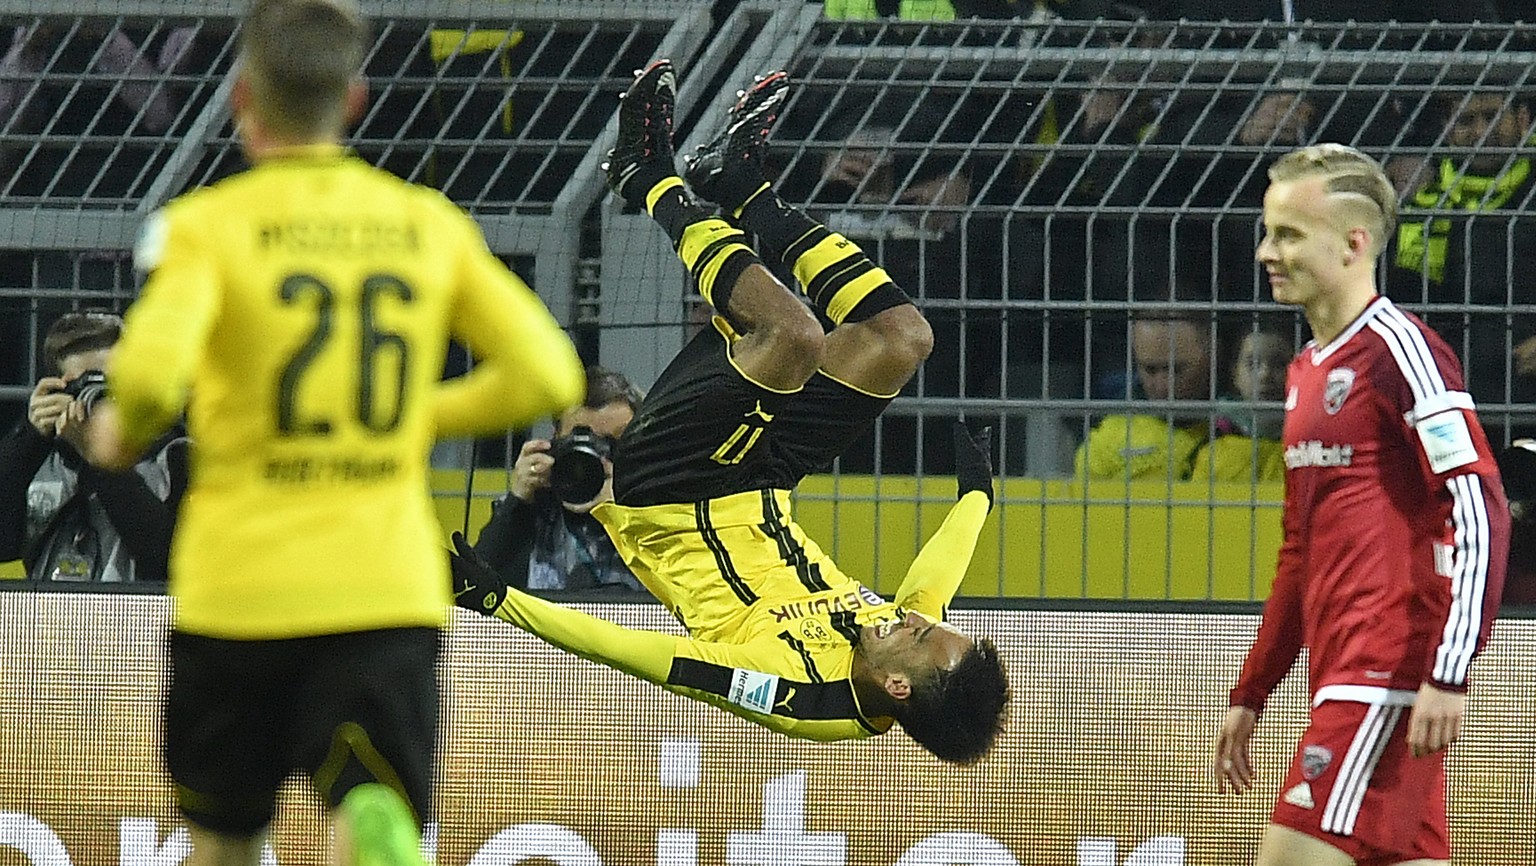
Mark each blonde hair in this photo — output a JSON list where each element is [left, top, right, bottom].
[[1268, 143, 1397, 255], [240, 0, 367, 140]]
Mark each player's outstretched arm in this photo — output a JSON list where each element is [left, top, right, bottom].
[[450, 534, 857, 740], [893, 422, 994, 619], [450, 532, 675, 684]]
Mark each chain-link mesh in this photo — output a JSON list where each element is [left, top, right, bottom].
[[2, 4, 1533, 599], [765, 18, 1536, 479], [0, 0, 715, 426]]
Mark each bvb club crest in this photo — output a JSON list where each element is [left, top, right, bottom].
[[1302, 744, 1334, 780], [1324, 368, 1356, 415]]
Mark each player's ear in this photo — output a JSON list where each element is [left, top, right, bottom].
[[1345, 227, 1370, 265], [883, 672, 912, 701]]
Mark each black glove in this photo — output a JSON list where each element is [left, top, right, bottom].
[[954, 421, 995, 510], [449, 530, 509, 615]]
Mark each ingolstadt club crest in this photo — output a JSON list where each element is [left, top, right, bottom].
[[1302, 744, 1334, 780], [1324, 368, 1356, 415]]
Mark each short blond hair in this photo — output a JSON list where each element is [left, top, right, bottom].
[[240, 0, 367, 140], [1268, 144, 1397, 255]]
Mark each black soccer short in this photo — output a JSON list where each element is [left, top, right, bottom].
[[164, 626, 441, 837], [613, 319, 892, 506]]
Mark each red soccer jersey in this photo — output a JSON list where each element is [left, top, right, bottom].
[[1232, 297, 1509, 710]]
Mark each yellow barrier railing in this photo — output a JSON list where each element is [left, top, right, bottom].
[[432, 472, 1284, 602], [4, 474, 1283, 601]]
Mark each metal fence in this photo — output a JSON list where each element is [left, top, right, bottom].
[[0, 0, 734, 411], [2, 2, 1533, 597]]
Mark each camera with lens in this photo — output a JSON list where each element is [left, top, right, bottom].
[[548, 425, 615, 506], [60, 370, 109, 417]]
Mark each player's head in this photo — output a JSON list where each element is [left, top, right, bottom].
[[859, 613, 1010, 764], [43, 310, 121, 378], [234, 0, 368, 147], [1257, 144, 1396, 306]]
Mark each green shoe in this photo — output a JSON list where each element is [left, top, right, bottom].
[[340, 783, 426, 866]]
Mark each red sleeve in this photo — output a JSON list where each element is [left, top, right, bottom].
[[1230, 475, 1306, 713], [1402, 337, 1509, 691]]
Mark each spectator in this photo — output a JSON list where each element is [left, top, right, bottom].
[[472, 365, 648, 594], [1145, 0, 1499, 21], [0, 22, 186, 135], [1189, 323, 1293, 483], [952, 0, 1145, 17], [813, 99, 974, 245], [0, 310, 187, 582], [1388, 91, 1536, 432], [1075, 298, 1221, 480], [1068, 1, 1502, 299], [822, 0, 956, 19]]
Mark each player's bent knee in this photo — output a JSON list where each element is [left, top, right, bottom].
[[870, 305, 934, 371], [768, 313, 828, 376]]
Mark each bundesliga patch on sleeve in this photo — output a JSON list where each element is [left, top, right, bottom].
[[134, 210, 168, 273], [1415, 409, 1479, 474], [728, 669, 780, 714]]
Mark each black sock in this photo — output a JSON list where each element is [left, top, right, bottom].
[[675, 216, 761, 321], [736, 187, 911, 325], [736, 183, 818, 260], [710, 174, 772, 218], [643, 177, 713, 246]]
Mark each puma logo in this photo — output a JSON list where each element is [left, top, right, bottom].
[[775, 687, 796, 712], [746, 401, 775, 423]]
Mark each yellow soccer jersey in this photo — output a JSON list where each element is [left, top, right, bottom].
[[111, 145, 584, 639], [1188, 434, 1286, 483], [1075, 413, 1206, 480], [486, 489, 990, 741]]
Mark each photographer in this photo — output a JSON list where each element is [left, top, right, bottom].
[[1498, 440, 1536, 607], [471, 365, 647, 593], [0, 311, 188, 582]]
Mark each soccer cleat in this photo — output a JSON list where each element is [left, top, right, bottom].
[[603, 59, 679, 202], [683, 70, 789, 205], [342, 783, 426, 866]]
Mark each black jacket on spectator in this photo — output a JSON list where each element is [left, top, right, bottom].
[[0, 420, 188, 582], [474, 490, 645, 593]]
